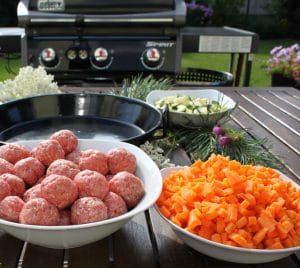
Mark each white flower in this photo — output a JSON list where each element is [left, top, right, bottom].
[[0, 66, 60, 103]]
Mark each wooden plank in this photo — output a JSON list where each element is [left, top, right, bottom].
[[257, 91, 300, 120], [239, 91, 300, 133], [21, 243, 64, 268], [0, 232, 23, 268], [68, 238, 110, 268], [271, 91, 300, 108], [112, 212, 157, 268]]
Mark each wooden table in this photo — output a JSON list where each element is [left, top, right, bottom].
[[0, 87, 299, 268]]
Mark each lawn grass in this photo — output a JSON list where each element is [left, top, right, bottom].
[[0, 39, 298, 86]]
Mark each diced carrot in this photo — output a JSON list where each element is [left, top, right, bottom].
[[225, 222, 236, 234], [253, 228, 268, 245], [229, 233, 252, 248], [236, 216, 248, 228], [211, 233, 222, 243], [258, 210, 277, 232]]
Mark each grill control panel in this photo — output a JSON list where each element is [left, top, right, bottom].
[[25, 38, 178, 76]]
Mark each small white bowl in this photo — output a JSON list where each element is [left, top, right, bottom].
[[155, 167, 300, 264], [0, 139, 162, 249], [146, 89, 236, 128]]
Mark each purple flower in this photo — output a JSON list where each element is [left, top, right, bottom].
[[218, 135, 231, 146], [185, 1, 213, 17], [270, 46, 282, 56], [290, 43, 300, 52]]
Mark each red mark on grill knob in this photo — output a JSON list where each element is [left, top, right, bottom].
[[142, 48, 161, 69], [92, 48, 110, 68], [40, 48, 58, 68]]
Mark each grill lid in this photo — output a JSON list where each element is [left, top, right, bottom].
[[18, 0, 186, 26]]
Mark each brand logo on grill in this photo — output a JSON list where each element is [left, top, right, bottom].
[[38, 0, 65, 11], [146, 42, 175, 48]]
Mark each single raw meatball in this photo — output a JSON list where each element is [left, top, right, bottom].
[[0, 158, 15, 175], [14, 157, 45, 185], [50, 130, 78, 154], [107, 148, 137, 175], [0, 180, 11, 201], [71, 197, 107, 225], [66, 149, 81, 164], [109, 171, 145, 208], [19, 198, 59, 226], [0, 143, 30, 164], [0, 196, 24, 222], [46, 159, 80, 179], [41, 174, 78, 209], [58, 210, 71, 226], [74, 170, 109, 200], [0, 173, 26, 197], [33, 140, 65, 166], [79, 149, 108, 175], [23, 184, 43, 202], [103, 192, 127, 218]]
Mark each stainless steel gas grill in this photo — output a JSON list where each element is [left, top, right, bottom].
[[17, 0, 186, 83]]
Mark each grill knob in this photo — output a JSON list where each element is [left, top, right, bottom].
[[142, 48, 161, 68], [40, 48, 58, 68], [92, 47, 110, 68]]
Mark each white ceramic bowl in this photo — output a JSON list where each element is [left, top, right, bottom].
[[146, 89, 236, 128], [155, 167, 300, 264], [0, 139, 162, 249]]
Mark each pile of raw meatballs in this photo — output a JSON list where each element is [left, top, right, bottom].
[[0, 130, 145, 226]]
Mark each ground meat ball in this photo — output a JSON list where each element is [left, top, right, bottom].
[[23, 184, 43, 202], [0, 144, 30, 164], [66, 149, 81, 164], [46, 159, 80, 179], [0, 158, 15, 175], [108, 171, 145, 208], [71, 197, 107, 225], [0, 173, 26, 197], [58, 210, 71, 225], [19, 198, 59, 226], [50, 130, 78, 154], [33, 140, 65, 166], [103, 192, 127, 218], [41, 174, 78, 209], [0, 180, 11, 201], [79, 149, 108, 175], [14, 157, 45, 186], [107, 148, 137, 175], [74, 170, 109, 199], [0, 196, 24, 222]]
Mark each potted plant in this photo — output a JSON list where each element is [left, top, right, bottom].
[[266, 43, 300, 89]]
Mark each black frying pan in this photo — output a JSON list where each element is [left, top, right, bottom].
[[0, 93, 162, 145]]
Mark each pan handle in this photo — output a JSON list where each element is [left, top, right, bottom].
[[152, 107, 169, 140]]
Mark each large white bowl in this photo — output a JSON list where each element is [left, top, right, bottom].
[[146, 89, 236, 128], [155, 167, 300, 264], [0, 139, 162, 249]]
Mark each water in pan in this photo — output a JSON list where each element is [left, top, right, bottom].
[[0, 116, 145, 142]]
